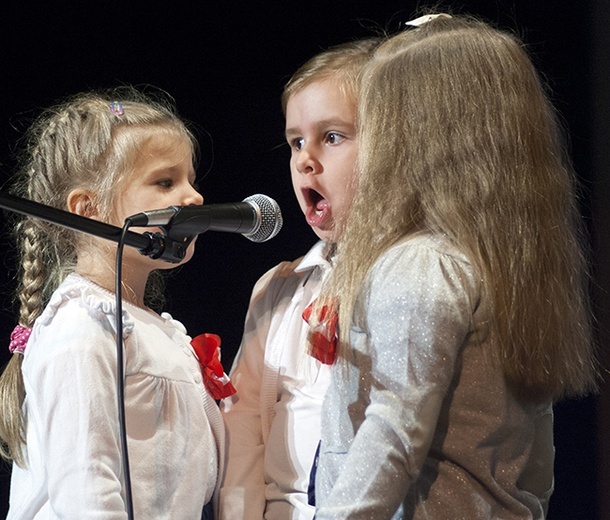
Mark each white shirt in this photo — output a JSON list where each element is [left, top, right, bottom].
[[219, 241, 332, 520], [9, 274, 224, 519]]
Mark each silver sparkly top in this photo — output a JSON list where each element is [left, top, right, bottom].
[[315, 233, 553, 519]]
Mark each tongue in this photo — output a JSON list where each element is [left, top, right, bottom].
[[307, 199, 330, 227]]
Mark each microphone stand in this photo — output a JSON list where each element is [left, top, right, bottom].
[[0, 191, 188, 263]]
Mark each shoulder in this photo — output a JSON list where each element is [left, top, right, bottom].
[[365, 233, 480, 304], [30, 274, 135, 349], [251, 241, 328, 303], [354, 233, 482, 339], [373, 233, 474, 278], [381, 233, 470, 263]]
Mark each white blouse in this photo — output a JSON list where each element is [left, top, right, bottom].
[[9, 273, 224, 519], [219, 241, 332, 520]]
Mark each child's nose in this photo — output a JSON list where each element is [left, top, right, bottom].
[[296, 146, 321, 175], [184, 185, 204, 206]]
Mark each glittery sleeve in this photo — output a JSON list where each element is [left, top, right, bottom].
[[316, 234, 478, 518], [517, 405, 555, 514]]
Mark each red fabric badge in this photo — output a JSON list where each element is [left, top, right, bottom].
[[190, 333, 236, 399], [302, 300, 338, 365]]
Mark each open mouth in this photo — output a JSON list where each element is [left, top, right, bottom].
[[304, 188, 330, 227]]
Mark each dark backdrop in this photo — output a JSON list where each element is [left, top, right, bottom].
[[0, 2, 606, 518]]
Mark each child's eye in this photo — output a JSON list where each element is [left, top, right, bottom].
[[326, 132, 345, 145], [291, 138, 304, 151], [157, 179, 174, 188]]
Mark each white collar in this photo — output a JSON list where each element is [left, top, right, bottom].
[[294, 241, 331, 274]]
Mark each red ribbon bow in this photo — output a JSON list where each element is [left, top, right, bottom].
[[190, 333, 236, 400], [302, 300, 338, 365]]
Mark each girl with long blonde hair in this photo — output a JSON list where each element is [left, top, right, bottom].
[[311, 14, 598, 519]]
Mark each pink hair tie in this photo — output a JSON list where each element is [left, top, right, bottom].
[[9, 325, 32, 355]]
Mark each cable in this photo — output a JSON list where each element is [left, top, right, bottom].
[[115, 220, 134, 520]]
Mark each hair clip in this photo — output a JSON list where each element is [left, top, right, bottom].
[[9, 324, 31, 355], [405, 13, 452, 28], [109, 101, 124, 116]]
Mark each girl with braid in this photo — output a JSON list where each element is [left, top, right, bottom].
[[0, 87, 230, 518]]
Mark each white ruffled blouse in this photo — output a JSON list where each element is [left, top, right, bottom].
[[9, 273, 224, 519]]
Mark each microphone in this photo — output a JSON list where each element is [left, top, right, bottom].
[[126, 194, 283, 243]]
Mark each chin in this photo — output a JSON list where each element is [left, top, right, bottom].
[[313, 228, 339, 244], [150, 242, 197, 270], [180, 241, 198, 264]]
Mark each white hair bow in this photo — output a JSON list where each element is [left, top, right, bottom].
[[405, 14, 452, 28]]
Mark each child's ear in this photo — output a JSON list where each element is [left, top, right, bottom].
[[67, 189, 98, 218]]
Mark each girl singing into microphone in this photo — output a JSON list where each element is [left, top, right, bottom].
[[0, 87, 232, 518]]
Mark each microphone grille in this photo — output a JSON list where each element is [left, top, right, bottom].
[[243, 194, 283, 243]]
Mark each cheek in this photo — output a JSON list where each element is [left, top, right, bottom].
[[341, 148, 358, 178], [334, 162, 357, 200], [290, 165, 303, 200], [109, 200, 132, 226], [289, 158, 299, 184], [293, 190, 307, 214]]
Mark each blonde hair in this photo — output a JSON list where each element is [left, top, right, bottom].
[[281, 37, 382, 114], [318, 15, 597, 402], [0, 86, 198, 465]]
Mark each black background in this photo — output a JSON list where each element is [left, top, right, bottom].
[[0, 1, 606, 518]]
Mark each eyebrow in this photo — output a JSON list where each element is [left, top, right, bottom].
[[285, 118, 355, 138], [148, 164, 197, 184]]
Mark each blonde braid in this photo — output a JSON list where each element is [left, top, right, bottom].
[[0, 145, 60, 467], [0, 356, 25, 465], [0, 100, 94, 465]]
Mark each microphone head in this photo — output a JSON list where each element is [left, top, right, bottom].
[[242, 194, 283, 242]]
